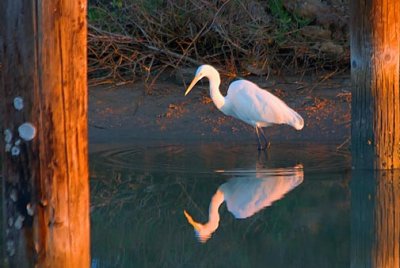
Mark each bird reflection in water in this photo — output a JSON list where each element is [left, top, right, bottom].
[[184, 161, 304, 243]]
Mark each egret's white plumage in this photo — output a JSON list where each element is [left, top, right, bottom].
[[184, 164, 304, 243], [185, 65, 304, 149]]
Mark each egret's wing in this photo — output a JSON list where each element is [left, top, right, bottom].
[[220, 167, 304, 219], [226, 80, 303, 128]]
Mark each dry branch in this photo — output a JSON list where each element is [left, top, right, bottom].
[[87, 0, 349, 85]]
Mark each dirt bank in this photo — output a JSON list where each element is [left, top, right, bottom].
[[88, 72, 351, 146]]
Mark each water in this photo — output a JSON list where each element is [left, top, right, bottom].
[[89, 143, 351, 268]]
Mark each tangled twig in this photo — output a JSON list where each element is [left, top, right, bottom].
[[87, 0, 349, 86]]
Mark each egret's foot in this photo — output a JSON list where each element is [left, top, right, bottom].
[[257, 142, 270, 151], [257, 149, 270, 163]]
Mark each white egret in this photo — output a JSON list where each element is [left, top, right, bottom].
[[184, 164, 304, 243], [185, 65, 304, 149]]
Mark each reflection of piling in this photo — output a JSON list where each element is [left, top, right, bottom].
[[351, 170, 400, 267], [0, 1, 90, 266]]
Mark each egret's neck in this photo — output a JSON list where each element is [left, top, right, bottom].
[[184, 189, 225, 243], [203, 190, 224, 234], [208, 73, 225, 110]]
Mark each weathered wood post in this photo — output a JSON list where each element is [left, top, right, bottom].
[[350, 0, 400, 267], [350, 0, 400, 170], [351, 170, 400, 267], [0, 0, 90, 267]]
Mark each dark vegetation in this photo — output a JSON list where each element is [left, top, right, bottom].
[[88, 0, 349, 85]]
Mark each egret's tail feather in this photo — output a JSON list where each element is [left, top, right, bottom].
[[290, 110, 304, 130]]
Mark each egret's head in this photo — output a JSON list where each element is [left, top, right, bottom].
[[294, 115, 304, 130], [183, 210, 213, 243], [184, 65, 218, 96]]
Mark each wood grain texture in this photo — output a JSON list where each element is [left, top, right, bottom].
[[351, 170, 400, 268], [350, 0, 400, 169], [0, 0, 89, 267]]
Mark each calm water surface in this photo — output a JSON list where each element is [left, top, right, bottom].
[[89, 143, 351, 268]]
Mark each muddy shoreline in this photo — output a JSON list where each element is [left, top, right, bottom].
[[88, 72, 351, 147]]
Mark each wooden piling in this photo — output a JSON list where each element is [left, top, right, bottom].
[[351, 170, 400, 267], [350, 0, 400, 169], [0, 0, 90, 266]]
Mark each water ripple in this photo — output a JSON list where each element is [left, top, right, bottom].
[[90, 142, 350, 176]]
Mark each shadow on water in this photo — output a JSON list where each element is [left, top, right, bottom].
[[89, 143, 351, 267]]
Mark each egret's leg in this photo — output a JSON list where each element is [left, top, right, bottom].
[[255, 127, 263, 150], [257, 149, 269, 164], [258, 127, 271, 149], [257, 150, 270, 162]]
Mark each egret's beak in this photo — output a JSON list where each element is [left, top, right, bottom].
[[184, 75, 202, 96], [183, 210, 202, 231]]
